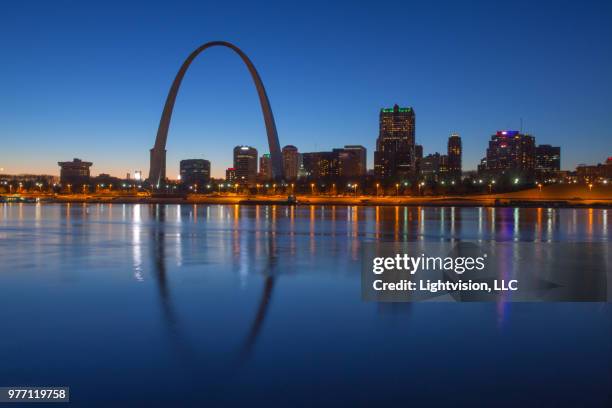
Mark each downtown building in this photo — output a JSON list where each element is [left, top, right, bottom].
[[418, 134, 461, 183], [58, 158, 93, 189], [233, 146, 258, 186], [282, 145, 300, 180], [225, 168, 237, 183], [374, 104, 417, 182], [575, 157, 612, 183], [478, 131, 536, 181], [301, 152, 339, 180], [301, 145, 367, 181], [535, 144, 561, 180], [447, 133, 462, 181], [259, 154, 272, 181], [332, 145, 367, 178], [180, 159, 211, 186]]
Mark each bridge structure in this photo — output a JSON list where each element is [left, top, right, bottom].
[[148, 41, 284, 187]]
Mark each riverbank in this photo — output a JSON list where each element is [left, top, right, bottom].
[[3, 193, 611, 208]]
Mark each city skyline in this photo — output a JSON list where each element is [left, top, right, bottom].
[[1, 0, 611, 178]]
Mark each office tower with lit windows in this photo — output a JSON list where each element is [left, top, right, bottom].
[[233, 145, 258, 185], [259, 154, 272, 181], [282, 145, 299, 180], [447, 133, 462, 181], [421, 153, 442, 182], [225, 168, 236, 183], [481, 130, 536, 178], [301, 152, 340, 179], [374, 104, 416, 180], [180, 159, 211, 186], [535, 144, 560, 178], [333, 145, 367, 178]]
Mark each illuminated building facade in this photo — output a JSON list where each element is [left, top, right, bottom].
[[374, 104, 417, 180], [225, 168, 236, 183], [333, 145, 367, 178], [259, 154, 272, 181], [301, 152, 340, 179], [282, 145, 299, 180], [233, 146, 258, 185], [447, 133, 462, 180], [535, 144, 560, 178], [481, 131, 536, 178], [576, 157, 612, 183], [421, 153, 449, 182]]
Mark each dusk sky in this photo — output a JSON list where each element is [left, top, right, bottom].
[[1, 0, 611, 178]]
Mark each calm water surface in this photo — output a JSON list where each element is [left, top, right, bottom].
[[0, 204, 610, 406]]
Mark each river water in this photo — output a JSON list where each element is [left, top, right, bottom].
[[0, 203, 610, 406]]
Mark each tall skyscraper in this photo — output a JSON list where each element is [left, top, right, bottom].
[[259, 154, 272, 181], [233, 146, 258, 185], [447, 133, 462, 181], [180, 159, 211, 186], [481, 131, 536, 178], [282, 145, 299, 180], [374, 104, 416, 180]]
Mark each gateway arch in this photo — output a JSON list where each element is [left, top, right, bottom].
[[148, 41, 284, 187]]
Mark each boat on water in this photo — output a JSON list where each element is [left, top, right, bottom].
[[0, 196, 38, 203]]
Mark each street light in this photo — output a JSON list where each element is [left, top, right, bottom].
[[376, 183, 380, 196], [395, 183, 399, 196], [588, 183, 593, 191]]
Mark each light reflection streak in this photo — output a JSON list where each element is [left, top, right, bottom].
[[450, 206, 455, 238], [513, 208, 520, 241], [394, 206, 399, 241], [309, 205, 315, 255], [547, 208, 553, 242], [132, 204, 143, 281]]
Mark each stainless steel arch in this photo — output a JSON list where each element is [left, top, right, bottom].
[[148, 41, 284, 186]]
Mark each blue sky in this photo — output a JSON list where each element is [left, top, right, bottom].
[[1, 0, 610, 178]]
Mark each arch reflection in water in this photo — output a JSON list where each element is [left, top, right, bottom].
[[147, 204, 279, 365]]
